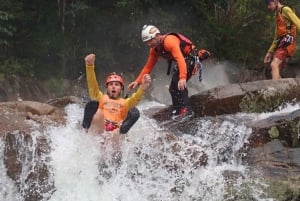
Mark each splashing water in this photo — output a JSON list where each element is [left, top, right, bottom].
[[0, 139, 22, 201], [1, 101, 280, 201], [149, 60, 240, 105]]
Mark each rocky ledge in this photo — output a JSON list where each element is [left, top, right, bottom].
[[1, 78, 300, 200]]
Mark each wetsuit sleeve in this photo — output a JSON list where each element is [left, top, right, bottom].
[[125, 87, 145, 110], [86, 64, 103, 100], [268, 7, 300, 53], [135, 49, 158, 84], [164, 35, 187, 80], [283, 6, 300, 30]]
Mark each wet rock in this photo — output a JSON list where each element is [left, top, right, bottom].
[[0, 96, 84, 201], [0, 76, 52, 102], [4, 132, 55, 201], [247, 140, 300, 190], [3, 76, 300, 200], [46, 95, 85, 108], [237, 107, 300, 150], [149, 78, 300, 197], [189, 78, 300, 117], [0, 101, 64, 135], [150, 78, 300, 122]]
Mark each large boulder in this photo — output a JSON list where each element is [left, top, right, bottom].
[[149, 78, 300, 195], [3, 77, 300, 200], [151, 78, 300, 122], [189, 78, 300, 117], [0, 96, 83, 201]]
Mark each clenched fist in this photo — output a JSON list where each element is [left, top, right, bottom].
[[85, 54, 95, 65]]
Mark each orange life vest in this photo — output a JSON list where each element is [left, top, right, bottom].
[[276, 6, 297, 56], [154, 33, 195, 60], [98, 95, 127, 126]]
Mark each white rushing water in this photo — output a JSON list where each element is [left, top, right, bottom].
[[2, 99, 293, 201], [0, 60, 299, 201], [3, 57, 300, 201]]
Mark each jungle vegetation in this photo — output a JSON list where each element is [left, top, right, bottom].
[[0, 0, 299, 82]]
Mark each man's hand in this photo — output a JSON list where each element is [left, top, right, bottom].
[[128, 81, 139, 90], [85, 54, 95, 65], [264, 52, 272, 64], [140, 74, 151, 91], [178, 79, 186, 90]]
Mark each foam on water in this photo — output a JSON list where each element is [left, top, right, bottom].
[[2, 100, 296, 200]]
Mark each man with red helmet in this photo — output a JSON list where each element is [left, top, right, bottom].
[[82, 53, 151, 134], [263, 0, 300, 79]]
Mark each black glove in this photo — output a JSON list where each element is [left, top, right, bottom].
[[278, 34, 294, 49], [198, 49, 211, 61]]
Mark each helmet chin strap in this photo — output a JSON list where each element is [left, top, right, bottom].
[[154, 34, 161, 44]]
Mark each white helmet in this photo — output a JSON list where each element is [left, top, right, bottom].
[[141, 25, 160, 42]]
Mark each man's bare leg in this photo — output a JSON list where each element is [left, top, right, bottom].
[[270, 57, 283, 80], [89, 109, 105, 134]]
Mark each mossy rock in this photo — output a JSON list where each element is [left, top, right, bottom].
[[239, 86, 300, 113]]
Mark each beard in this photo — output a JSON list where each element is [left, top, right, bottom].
[[107, 90, 121, 99]]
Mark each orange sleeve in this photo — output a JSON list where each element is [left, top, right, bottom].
[[135, 48, 158, 84], [164, 35, 187, 80]]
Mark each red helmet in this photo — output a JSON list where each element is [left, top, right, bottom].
[[105, 72, 125, 87]]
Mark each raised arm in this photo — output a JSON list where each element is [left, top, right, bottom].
[[126, 74, 152, 109], [84, 54, 103, 100]]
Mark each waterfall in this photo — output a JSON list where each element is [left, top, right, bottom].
[[0, 101, 279, 201]]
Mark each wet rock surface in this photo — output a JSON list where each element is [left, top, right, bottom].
[[4, 132, 55, 201], [2, 78, 300, 200], [149, 78, 300, 196], [0, 96, 84, 200], [189, 78, 300, 117]]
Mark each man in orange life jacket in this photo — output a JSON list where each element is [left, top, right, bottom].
[[128, 25, 211, 117], [263, 0, 300, 80], [82, 53, 151, 134]]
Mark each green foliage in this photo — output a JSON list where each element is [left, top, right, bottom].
[[189, 0, 270, 66], [0, 10, 15, 47], [0, 0, 298, 81], [43, 77, 70, 97], [0, 58, 34, 77]]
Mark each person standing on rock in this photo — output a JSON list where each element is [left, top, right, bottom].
[[263, 0, 300, 79], [128, 25, 211, 118], [82, 53, 151, 136]]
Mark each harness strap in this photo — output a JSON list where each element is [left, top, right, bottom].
[[105, 119, 119, 131], [167, 60, 172, 75]]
